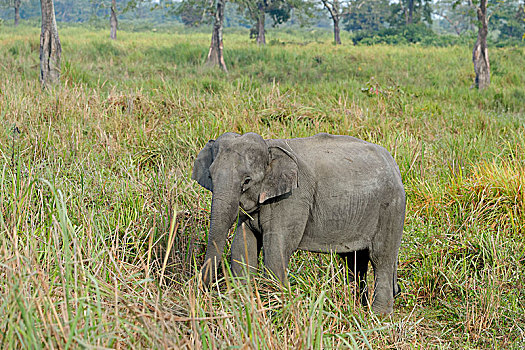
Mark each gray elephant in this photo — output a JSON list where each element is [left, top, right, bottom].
[[192, 132, 405, 314]]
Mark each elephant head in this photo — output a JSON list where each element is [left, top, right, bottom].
[[192, 132, 299, 285]]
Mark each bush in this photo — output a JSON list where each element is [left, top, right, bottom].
[[352, 23, 467, 46], [490, 36, 525, 48]]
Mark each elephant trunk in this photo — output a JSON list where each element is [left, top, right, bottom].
[[201, 182, 240, 286]]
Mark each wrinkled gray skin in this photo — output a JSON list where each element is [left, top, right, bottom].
[[192, 132, 405, 314]]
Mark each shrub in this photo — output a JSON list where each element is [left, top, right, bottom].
[[353, 23, 467, 46]]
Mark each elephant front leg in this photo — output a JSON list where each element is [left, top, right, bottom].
[[262, 226, 305, 284], [262, 232, 294, 283], [231, 221, 262, 280], [259, 199, 309, 285]]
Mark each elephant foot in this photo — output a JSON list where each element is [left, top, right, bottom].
[[371, 300, 394, 315], [199, 256, 224, 288]]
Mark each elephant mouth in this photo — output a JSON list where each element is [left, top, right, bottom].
[[239, 204, 259, 216]]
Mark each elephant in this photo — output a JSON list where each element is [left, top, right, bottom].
[[191, 132, 405, 314]]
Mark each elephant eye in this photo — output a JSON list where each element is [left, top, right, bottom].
[[242, 177, 251, 191]]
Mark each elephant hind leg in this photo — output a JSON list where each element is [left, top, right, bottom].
[[369, 255, 397, 314], [369, 260, 402, 313], [369, 202, 404, 314], [339, 249, 369, 307]]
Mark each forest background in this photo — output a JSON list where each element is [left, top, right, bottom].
[[1, 0, 525, 46]]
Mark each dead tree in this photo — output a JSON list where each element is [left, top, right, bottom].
[[472, 0, 490, 89], [40, 0, 61, 88], [206, 0, 228, 72]]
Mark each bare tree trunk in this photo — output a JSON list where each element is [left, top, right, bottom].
[[334, 17, 341, 45], [14, 0, 21, 26], [110, 0, 117, 40], [408, 0, 414, 24], [256, 6, 266, 46], [473, 0, 490, 89], [206, 0, 227, 72], [40, 0, 61, 88]]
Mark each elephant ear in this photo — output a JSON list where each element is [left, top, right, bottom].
[[259, 146, 299, 204], [191, 140, 215, 192]]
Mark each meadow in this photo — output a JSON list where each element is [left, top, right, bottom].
[[0, 24, 524, 348]]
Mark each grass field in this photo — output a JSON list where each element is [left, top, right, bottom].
[[1, 24, 524, 348]]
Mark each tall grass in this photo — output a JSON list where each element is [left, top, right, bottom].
[[0, 24, 524, 348]]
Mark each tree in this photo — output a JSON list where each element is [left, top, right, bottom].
[[343, 0, 390, 32], [40, 0, 61, 87], [13, 0, 20, 25], [254, 1, 268, 45], [110, 0, 117, 39], [472, 0, 490, 89], [236, 0, 311, 45], [206, 0, 228, 71], [436, 0, 523, 39], [320, 0, 344, 44], [321, 0, 367, 44], [450, 0, 506, 89], [408, 0, 414, 23], [433, 0, 475, 35], [389, 0, 432, 27], [152, 0, 229, 70], [107, 0, 167, 39], [490, 0, 525, 40], [239, 0, 286, 45], [176, 0, 208, 26], [0, 0, 23, 26]]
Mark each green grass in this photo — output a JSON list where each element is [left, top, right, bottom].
[[1, 24, 524, 348]]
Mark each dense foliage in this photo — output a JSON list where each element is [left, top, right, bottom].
[[352, 22, 438, 45]]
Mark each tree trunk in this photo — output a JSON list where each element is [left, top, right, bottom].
[[206, 0, 227, 72], [334, 17, 341, 45], [408, 0, 414, 24], [321, 0, 342, 45], [473, 0, 490, 90], [110, 0, 117, 40], [256, 7, 266, 46], [14, 0, 21, 27], [40, 0, 61, 88]]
